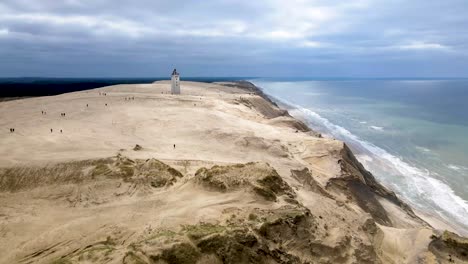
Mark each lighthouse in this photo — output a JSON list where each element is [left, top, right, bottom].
[[171, 68, 180, 94]]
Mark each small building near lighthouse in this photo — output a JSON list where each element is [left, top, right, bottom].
[[171, 68, 180, 94]]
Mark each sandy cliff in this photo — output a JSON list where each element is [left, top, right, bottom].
[[0, 81, 466, 263]]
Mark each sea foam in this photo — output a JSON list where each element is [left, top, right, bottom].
[[276, 99, 468, 230], [370, 126, 384, 131]]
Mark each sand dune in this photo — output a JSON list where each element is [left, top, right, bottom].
[[0, 81, 466, 263]]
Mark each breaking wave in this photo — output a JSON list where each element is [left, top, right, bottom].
[[369, 125, 384, 131], [275, 98, 468, 231]]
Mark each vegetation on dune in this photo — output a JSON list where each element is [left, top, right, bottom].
[[120, 204, 316, 264], [429, 230, 468, 262], [153, 242, 201, 264], [182, 223, 228, 240], [0, 155, 184, 192], [194, 162, 295, 202]]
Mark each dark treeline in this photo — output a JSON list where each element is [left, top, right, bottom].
[[0, 78, 158, 97], [0, 77, 250, 98]]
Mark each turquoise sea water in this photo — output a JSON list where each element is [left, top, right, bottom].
[[252, 78, 468, 233]]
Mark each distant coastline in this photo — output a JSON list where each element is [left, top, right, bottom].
[[0, 77, 251, 98], [4, 76, 467, 98]]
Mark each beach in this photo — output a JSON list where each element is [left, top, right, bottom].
[[252, 78, 468, 234], [0, 81, 466, 263]]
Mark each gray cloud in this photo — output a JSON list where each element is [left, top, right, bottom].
[[0, 0, 467, 77]]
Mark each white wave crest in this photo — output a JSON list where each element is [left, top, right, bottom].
[[416, 146, 431, 153], [447, 164, 468, 171], [448, 164, 462, 171], [370, 126, 384, 131], [285, 102, 468, 227], [356, 154, 373, 163]]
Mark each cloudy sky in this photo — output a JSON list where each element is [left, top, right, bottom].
[[1, 0, 468, 77]]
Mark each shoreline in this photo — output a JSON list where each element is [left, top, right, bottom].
[[1, 80, 467, 263], [1, 80, 465, 237], [239, 80, 468, 237]]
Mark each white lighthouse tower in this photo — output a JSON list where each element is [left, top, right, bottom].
[[171, 68, 180, 94]]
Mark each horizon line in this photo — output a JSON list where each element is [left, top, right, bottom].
[[1, 76, 468, 80]]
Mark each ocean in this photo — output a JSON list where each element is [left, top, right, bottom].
[[251, 78, 468, 233]]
